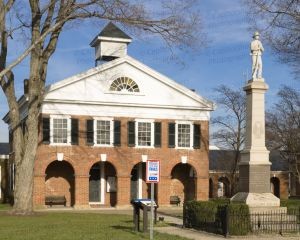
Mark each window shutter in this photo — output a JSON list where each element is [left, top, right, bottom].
[[193, 124, 201, 149], [114, 120, 121, 146], [154, 122, 161, 147], [127, 121, 135, 147], [168, 123, 175, 148], [71, 119, 79, 145], [42, 117, 50, 144], [86, 119, 94, 145]]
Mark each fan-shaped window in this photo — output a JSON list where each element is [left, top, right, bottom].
[[109, 77, 139, 93]]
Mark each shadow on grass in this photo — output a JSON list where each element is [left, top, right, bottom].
[[111, 225, 133, 231], [111, 225, 146, 238]]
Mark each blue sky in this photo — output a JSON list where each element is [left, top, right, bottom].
[[0, 0, 298, 142]]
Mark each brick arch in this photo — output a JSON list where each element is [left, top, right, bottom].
[[88, 160, 118, 206], [86, 160, 118, 175], [170, 162, 198, 177], [45, 160, 75, 206], [217, 176, 230, 198], [127, 159, 145, 176], [270, 177, 280, 198], [129, 161, 157, 200], [39, 155, 76, 176], [170, 162, 197, 202]]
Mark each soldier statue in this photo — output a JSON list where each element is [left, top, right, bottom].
[[250, 32, 264, 79]]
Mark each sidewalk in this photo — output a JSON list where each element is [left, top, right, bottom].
[[155, 212, 300, 240]]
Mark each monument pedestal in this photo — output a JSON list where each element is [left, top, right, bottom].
[[231, 78, 280, 208]]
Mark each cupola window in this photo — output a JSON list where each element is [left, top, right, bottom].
[[109, 77, 139, 93]]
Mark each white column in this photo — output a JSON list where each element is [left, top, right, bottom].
[[138, 163, 143, 199], [100, 162, 105, 204]]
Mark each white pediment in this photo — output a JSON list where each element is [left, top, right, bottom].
[[43, 56, 214, 120]]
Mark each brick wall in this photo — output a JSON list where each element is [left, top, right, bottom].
[[33, 115, 209, 208], [209, 171, 290, 199]]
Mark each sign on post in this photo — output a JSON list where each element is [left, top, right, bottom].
[[146, 160, 160, 183], [146, 160, 160, 240]]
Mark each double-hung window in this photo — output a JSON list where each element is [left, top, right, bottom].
[[177, 123, 191, 148], [50, 116, 71, 145], [175, 121, 194, 149], [135, 120, 154, 148], [94, 118, 113, 146]]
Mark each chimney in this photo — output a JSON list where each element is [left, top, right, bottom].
[[90, 22, 132, 65]]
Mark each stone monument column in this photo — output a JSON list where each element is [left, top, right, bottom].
[[231, 32, 279, 208]]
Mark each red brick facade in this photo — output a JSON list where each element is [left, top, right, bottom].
[[33, 116, 210, 208], [209, 171, 290, 199]]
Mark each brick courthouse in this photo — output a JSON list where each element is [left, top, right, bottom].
[[5, 23, 214, 208]]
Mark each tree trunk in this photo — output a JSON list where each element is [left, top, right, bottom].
[[13, 147, 35, 214]]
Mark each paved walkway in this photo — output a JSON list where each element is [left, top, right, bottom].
[[155, 212, 300, 240]]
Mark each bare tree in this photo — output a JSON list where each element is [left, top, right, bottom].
[[0, 0, 203, 214], [266, 86, 300, 186], [245, 0, 300, 76], [212, 85, 246, 195]]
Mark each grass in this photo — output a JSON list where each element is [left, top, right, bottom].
[[0, 204, 12, 211], [0, 211, 188, 240], [281, 199, 300, 214]]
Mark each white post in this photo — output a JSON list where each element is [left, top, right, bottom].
[[150, 182, 154, 240], [138, 163, 143, 199], [100, 162, 105, 204]]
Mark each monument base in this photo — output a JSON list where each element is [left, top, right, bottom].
[[239, 163, 271, 193], [231, 192, 280, 208]]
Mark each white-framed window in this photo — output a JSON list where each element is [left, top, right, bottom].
[[50, 115, 71, 145], [94, 118, 113, 147], [175, 121, 194, 149], [135, 119, 154, 148], [109, 77, 140, 92]]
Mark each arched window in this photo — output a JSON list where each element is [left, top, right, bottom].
[[109, 77, 139, 92]]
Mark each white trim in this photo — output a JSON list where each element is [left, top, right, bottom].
[[175, 121, 194, 150], [50, 115, 71, 146], [135, 119, 155, 148], [98, 36, 132, 43], [100, 163, 105, 204], [44, 99, 213, 111], [138, 163, 143, 199], [93, 118, 114, 147], [45, 56, 215, 110], [104, 91, 144, 96]]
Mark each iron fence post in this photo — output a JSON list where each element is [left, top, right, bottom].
[[224, 206, 229, 237], [280, 212, 283, 235]]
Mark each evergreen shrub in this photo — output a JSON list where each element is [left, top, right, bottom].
[[184, 200, 251, 236]]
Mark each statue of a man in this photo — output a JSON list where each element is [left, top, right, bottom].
[[250, 31, 264, 79]]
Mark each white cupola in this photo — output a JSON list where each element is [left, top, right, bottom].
[[90, 22, 132, 64]]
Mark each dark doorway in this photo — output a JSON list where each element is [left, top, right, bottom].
[[89, 163, 100, 202], [270, 177, 280, 198]]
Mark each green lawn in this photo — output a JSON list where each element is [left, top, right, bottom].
[[0, 204, 12, 211], [0, 212, 188, 240]]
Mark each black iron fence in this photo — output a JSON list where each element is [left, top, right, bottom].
[[183, 202, 300, 236], [249, 210, 300, 234]]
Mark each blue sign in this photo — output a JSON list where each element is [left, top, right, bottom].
[[146, 160, 160, 183]]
